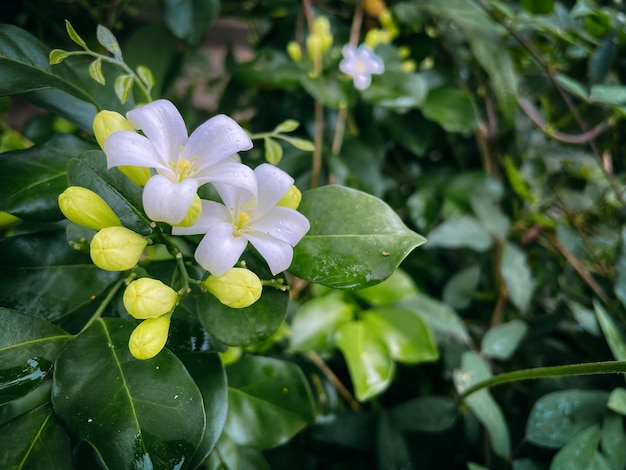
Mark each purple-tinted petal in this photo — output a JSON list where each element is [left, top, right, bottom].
[[245, 232, 294, 275], [196, 160, 258, 199], [172, 200, 231, 236], [250, 207, 310, 246], [255, 163, 293, 212], [194, 223, 248, 276], [105, 131, 172, 174], [341, 44, 357, 60], [353, 73, 373, 90], [142, 175, 198, 224], [182, 114, 253, 170], [126, 100, 188, 162]]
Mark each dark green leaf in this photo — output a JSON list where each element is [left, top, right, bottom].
[[51, 318, 205, 469], [420, 87, 478, 132], [361, 71, 427, 109], [550, 425, 600, 470], [390, 395, 457, 432], [301, 75, 356, 109], [442, 265, 481, 310], [0, 134, 96, 221], [0, 231, 119, 321], [162, 0, 220, 46], [207, 433, 271, 469], [607, 388, 626, 415], [589, 84, 626, 105], [377, 411, 412, 469], [594, 300, 626, 361], [224, 355, 315, 449], [0, 309, 70, 405], [291, 185, 426, 289], [522, 0, 554, 14], [589, 32, 616, 85], [601, 411, 626, 469], [400, 292, 470, 342]]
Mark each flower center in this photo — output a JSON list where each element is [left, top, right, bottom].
[[169, 150, 199, 182], [354, 58, 369, 73], [235, 211, 250, 232]]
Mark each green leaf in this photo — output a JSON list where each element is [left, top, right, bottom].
[[525, 389, 609, 448], [550, 425, 600, 470], [136, 65, 155, 90], [361, 71, 428, 109], [600, 412, 626, 470], [96, 24, 121, 57], [589, 84, 626, 105], [522, 0, 554, 14], [0, 231, 119, 321], [273, 119, 299, 133], [291, 185, 426, 289], [607, 388, 626, 415], [0, 24, 95, 103], [500, 242, 534, 313], [49, 49, 70, 65], [589, 32, 617, 85], [481, 320, 528, 360], [420, 87, 478, 132], [614, 227, 626, 311], [594, 300, 626, 361], [51, 318, 206, 469], [207, 432, 271, 469], [377, 411, 412, 470], [88, 58, 106, 85], [0, 309, 70, 405], [355, 269, 418, 306], [454, 351, 510, 458], [0, 403, 72, 469], [425, 215, 492, 251], [442, 265, 481, 310], [0, 134, 96, 221], [114, 74, 134, 104], [264, 137, 283, 165], [162, 0, 220, 46], [68, 150, 153, 236], [335, 321, 395, 401], [400, 292, 470, 342], [555, 74, 589, 102], [288, 291, 354, 354], [65, 20, 88, 50], [470, 194, 510, 240], [504, 155, 535, 203], [390, 395, 457, 432], [223, 355, 315, 449], [301, 75, 356, 109], [277, 135, 315, 152], [363, 307, 439, 364]]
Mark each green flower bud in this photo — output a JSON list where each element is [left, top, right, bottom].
[[90, 226, 147, 271], [173, 194, 202, 227], [128, 316, 171, 360], [93, 110, 134, 149], [58, 186, 121, 231], [204, 268, 263, 309], [124, 278, 178, 319], [287, 41, 302, 63], [118, 166, 151, 187], [276, 185, 302, 210]]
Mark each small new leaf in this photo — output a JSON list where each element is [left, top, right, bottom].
[[273, 119, 299, 133], [49, 49, 71, 65], [279, 135, 315, 152], [136, 65, 155, 90], [89, 58, 106, 85], [65, 20, 88, 49], [97, 24, 121, 58], [264, 137, 283, 165], [114, 74, 134, 104]]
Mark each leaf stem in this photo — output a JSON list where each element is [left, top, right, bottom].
[[307, 350, 360, 410], [78, 276, 128, 334]]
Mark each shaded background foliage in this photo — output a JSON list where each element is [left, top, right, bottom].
[[2, 0, 626, 469]]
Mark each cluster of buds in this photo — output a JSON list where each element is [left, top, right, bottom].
[[287, 17, 334, 77]]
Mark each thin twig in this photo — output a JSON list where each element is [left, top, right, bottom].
[[307, 351, 360, 410]]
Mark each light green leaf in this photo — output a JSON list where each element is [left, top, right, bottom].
[[355, 269, 418, 306], [607, 388, 626, 415], [136, 65, 155, 89], [500, 242, 534, 313], [481, 320, 528, 360], [264, 137, 283, 165], [470, 194, 510, 240], [273, 119, 299, 133], [361, 71, 428, 109], [400, 292, 470, 342], [162, 0, 220, 46], [96, 24, 121, 57], [589, 84, 626, 106], [600, 411, 626, 470], [454, 351, 510, 458], [88, 58, 105, 85], [426, 215, 492, 251], [51, 318, 206, 469], [550, 425, 600, 470], [224, 356, 315, 449], [278, 135, 315, 152], [49, 49, 70, 65], [114, 74, 134, 104], [335, 321, 395, 401], [555, 74, 589, 101], [65, 20, 88, 49], [291, 186, 426, 289], [420, 87, 478, 132], [443, 265, 481, 310], [594, 300, 626, 361]]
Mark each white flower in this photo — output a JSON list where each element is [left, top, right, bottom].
[[339, 44, 384, 90], [103, 99, 256, 225], [173, 164, 310, 276]]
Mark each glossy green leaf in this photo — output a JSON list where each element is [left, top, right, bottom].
[[67, 150, 153, 236], [589, 84, 626, 105], [207, 432, 271, 470], [426, 215, 492, 251], [114, 74, 134, 104], [26, 88, 99, 133], [607, 388, 626, 415], [88, 58, 105, 85], [136, 65, 155, 90], [0, 231, 119, 321], [288, 291, 354, 354], [273, 119, 299, 133], [162, 0, 219, 45], [65, 20, 88, 50], [594, 300, 626, 361], [481, 320, 527, 360], [420, 87, 478, 132], [0, 134, 96, 221], [51, 318, 205, 469], [179, 353, 228, 469], [390, 395, 457, 433], [525, 389, 609, 448], [442, 265, 481, 310], [600, 412, 626, 470], [264, 137, 283, 165], [0, 403, 72, 469], [500, 242, 534, 313], [454, 351, 510, 458], [363, 307, 439, 364], [335, 321, 395, 402], [291, 185, 426, 289], [401, 292, 470, 342], [224, 355, 315, 449], [0, 309, 70, 405], [355, 269, 418, 306], [49, 49, 70, 65], [550, 424, 600, 470], [0, 24, 95, 103]]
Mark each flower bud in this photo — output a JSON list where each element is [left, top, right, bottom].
[[118, 166, 151, 187], [128, 316, 171, 360], [364, 0, 387, 18], [287, 41, 302, 63], [204, 268, 262, 309], [90, 226, 147, 271], [93, 110, 134, 149], [276, 185, 302, 210], [173, 194, 202, 227], [124, 278, 178, 319], [59, 186, 121, 231]]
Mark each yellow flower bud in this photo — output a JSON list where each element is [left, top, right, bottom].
[[90, 226, 147, 271], [312, 17, 330, 36], [379, 9, 395, 29], [364, 28, 392, 49], [306, 34, 323, 63], [128, 316, 171, 360], [364, 0, 387, 18], [173, 194, 202, 227], [276, 185, 302, 210], [59, 186, 121, 231], [118, 166, 151, 187], [401, 60, 417, 73], [287, 41, 302, 62], [93, 110, 134, 149], [124, 278, 178, 319], [204, 268, 262, 309]]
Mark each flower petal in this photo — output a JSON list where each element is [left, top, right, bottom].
[[194, 222, 248, 276], [250, 207, 310, 246], [255, 163, 294, 212], [126, 100, 188, 162], [142, 175, 198, 224], [182, 114, 253, 171], [353, 73, 373, 90], [213, 181, 254, 211], [245, 232, 294, 275], [196, 159, 258, 198], [172, 200, 231, 236], [104, 131, 172, 174]]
